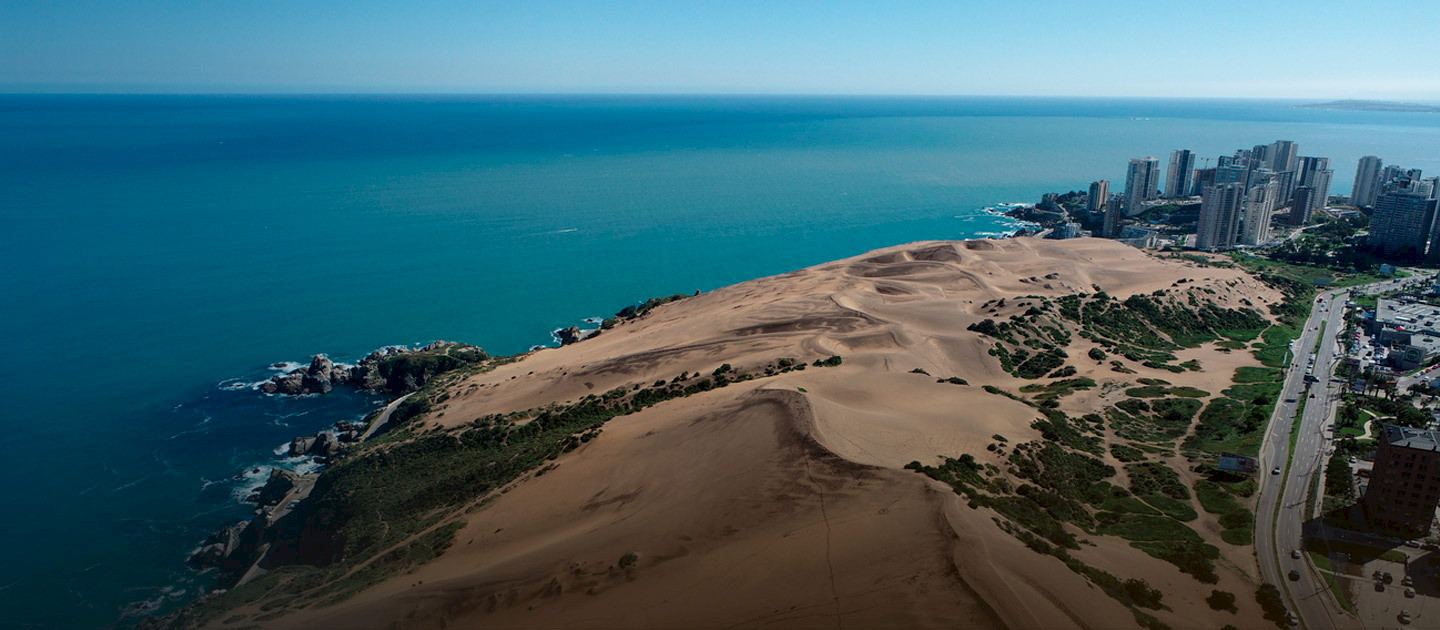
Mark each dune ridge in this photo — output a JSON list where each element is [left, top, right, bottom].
[[207, 237, 1286, 629]]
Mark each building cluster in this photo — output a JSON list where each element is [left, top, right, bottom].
[[1354, 156, 1440, 259], [1068, 140, 1337, 251], [1039, 140, 1439, 262]]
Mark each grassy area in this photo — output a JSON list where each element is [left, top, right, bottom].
[[1308, 551, 1355, 613]]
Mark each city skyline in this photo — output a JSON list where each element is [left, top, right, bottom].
[[4, 0, 1440, 98]]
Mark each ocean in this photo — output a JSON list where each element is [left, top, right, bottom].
[[2, 95, 1439, 628]]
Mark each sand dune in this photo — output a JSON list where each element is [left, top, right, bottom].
[[242, 238, 1283, 629]]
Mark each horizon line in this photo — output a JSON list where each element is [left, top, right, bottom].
[[2, 91, 1438, 104]]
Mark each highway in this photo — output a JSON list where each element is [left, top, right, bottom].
[[1256, 287, 1350, 628], [1254, 275, 1423, 628]]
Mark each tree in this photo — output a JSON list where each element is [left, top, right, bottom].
[[1206, 589, 1237, 612]]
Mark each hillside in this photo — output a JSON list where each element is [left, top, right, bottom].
[[179, 237, 1294, 629]]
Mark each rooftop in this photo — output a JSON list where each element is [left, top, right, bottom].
[[1376, 298, 1440, 333], [1382, 424, 1440, 451]]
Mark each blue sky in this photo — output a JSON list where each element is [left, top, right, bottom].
[[3, 0, 1438, 98]]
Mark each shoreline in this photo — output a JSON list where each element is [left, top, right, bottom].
[[149, 223, 1045, 627]]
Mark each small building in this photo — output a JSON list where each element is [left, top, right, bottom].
[[1364, 424, 1440, 538], [1118, 225, 1159, 248]]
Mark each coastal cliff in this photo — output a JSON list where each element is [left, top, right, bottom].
[[152, 238, 1297, 630]]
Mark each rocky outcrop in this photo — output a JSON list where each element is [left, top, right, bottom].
[[258, 342, 489, 396], [287, 430, 342, 458], [259, 353, 352, 395], [252, 468, 300, 506], [556, 325, 594, 345], [189, 521, 245, 568], [187, 507, 275, 573]]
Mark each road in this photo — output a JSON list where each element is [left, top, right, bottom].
[[1253, 273, 1433, 628], [1256, 286, 1350, 628], [359, 392, 414, 441]]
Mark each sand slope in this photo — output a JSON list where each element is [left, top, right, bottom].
[[250, 238, 1281, 629]]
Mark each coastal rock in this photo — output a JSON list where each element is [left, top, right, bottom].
[[310, 431, 340, 457], [258, 341, 488, 396], [288, 436, 316, 457], [308, 354, 333, 375], [556, 326, 586, 346], [301, 371, 333, 394], [188, 521, 246, 567], [261, 371, 306, 395], [328, 366, 353, 385], [255, 468, 301, 506]]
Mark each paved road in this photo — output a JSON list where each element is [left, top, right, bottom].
[[1257, 287, 1350, 628], [359, 392, 414, 441]]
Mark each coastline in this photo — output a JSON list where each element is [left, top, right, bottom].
[[145, 235, 1292, 630], [146, 217, 1045, 627]]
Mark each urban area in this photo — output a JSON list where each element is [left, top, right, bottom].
[[1008, 142, 1440, 627]]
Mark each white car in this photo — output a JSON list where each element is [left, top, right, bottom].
[[1272, 466, 1282, 475]]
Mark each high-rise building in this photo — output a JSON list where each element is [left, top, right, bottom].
[[1354, 156, 1384, 208], [1216, 161, 1250, 186], [1267, 140, 1299, 174], [1165, 150, 1196, 199], [1087, 180, 1110, 212], [1363, 425, 1440, 537], [1103, 194, 1124, 238], [1290, 187, 1318, 226], [1240, 179, 1281, 246], [1196, 183, 1245, 251], [1371, 190, 1438, 257], [1292, 156, 1334, 223], [1250, 144, 1271, 170], [1410, 178, 1437, 199], [1125, 157, 1161, 210], [1191, 167, 1216, 196]]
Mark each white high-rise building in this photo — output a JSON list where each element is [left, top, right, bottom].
[[1125, 157, 1161, 210], [1354, 156, 1385, 208], [1196, 183, 1245, 251], [1240, 180, 1281, 246], [1165, 150, 1196, 199]]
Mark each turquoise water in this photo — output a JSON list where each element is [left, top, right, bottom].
[[3, 95, 1440, 628]]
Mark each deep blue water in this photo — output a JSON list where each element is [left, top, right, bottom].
[[3, 95, 1440, 628]]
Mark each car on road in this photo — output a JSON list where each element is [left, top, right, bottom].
[[1310, 393, 1316, 398], [1272, 466, 1282, 475], [1289, 569, 1300, 581], [1378, 581, 1387, 592], [1400, 610, 1412, 624], [1406, 587, 1417, 598], [1385, 571, 1395, 583], [1291, 549, 1301, 559], [1284, 397, 1297, 403], [1404, 574, 1415, 585]]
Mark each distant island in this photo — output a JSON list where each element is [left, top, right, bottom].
[[1301, 99, 1440, 113]]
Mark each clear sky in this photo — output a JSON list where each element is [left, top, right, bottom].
[[3, 0, 1438, 98]]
